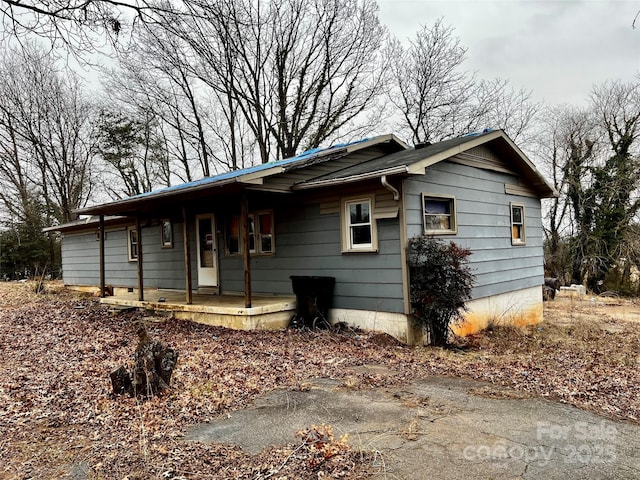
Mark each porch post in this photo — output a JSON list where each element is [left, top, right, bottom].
[[182, 206, 193, 305], [136, 215, 144, 301], [241, 190, 252, 308], [99, 214, 105, 298]]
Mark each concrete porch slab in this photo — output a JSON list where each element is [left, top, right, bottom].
[[100, 289, 296, 331]]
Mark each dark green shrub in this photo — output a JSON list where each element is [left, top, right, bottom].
[[407, 236, 474, 346]]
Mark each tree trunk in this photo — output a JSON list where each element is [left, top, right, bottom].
[[110, 323, 178, 398]]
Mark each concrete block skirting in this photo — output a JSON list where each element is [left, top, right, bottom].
[[453, 286, 544, 336], [329, 308, 413, 343], [329, 286, 544, 344]]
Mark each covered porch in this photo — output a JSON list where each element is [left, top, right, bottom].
[[100, 288, 296, 331]]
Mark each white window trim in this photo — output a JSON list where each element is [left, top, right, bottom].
[[422, 193, 457, 235], [127, 226, 138, 262], [510, 203, 526, 245], [341, 196, 378, 253]]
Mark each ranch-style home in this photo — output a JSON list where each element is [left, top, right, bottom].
[[48, 129, 556, 343]]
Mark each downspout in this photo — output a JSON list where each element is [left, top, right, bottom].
[[381, 175, 400, 201]]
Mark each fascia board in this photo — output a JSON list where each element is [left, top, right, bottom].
[[293, 166, 409, 190], [407, 130, 504, 175], [237, 166, 284, 184]]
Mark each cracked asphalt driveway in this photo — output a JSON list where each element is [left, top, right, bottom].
[[186, 376, 640, 479]]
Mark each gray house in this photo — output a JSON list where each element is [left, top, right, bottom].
[[50, 129, 555, 342]]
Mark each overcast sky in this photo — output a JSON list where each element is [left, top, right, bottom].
[[378, 0, 640, 107]]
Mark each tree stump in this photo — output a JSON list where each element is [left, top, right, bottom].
[[110, 322, 178, 398]]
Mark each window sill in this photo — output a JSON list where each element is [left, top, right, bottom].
[[341, 248, 379, 254], [511, 241, 527, 246], [424, 229, 457, 235]]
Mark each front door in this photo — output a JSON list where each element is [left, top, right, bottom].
[[196, 214, 218, 287]]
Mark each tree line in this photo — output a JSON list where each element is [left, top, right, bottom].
[[540, 82, 640, 294], [0, 0, 638, 295]]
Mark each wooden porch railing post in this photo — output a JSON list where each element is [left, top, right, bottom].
[[136, 215, 144, 301], [99, 214, 105, 298], [241, 190, 252, 308], [182, 206, 193, 305]]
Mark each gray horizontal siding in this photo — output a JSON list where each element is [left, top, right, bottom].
[[62, 222, 195, 290], [61, 233, 100, 285], [62, 228, 137, 286], [404, 160, 544, 300], [220, 199, 405, 314]]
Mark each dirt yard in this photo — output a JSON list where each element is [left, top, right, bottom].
[[1, 282, 639, 479]]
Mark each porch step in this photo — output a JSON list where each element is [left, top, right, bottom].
[[108, 305, 138, 315]]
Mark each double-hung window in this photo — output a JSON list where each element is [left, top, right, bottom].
[[127, 227, 138, 261], [422, 194, 457, 234], [342, 197, 377, 252], [226, 211, 274, 255], [511, 203, 526, 245], [256, 211, 273, 253]]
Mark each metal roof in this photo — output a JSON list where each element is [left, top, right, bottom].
[[73, 134, 408, 217], [128, 137, 373, 200], [295, 129, 557, 198], [296, 132, 494, 184], [60, 129, 555, 228]]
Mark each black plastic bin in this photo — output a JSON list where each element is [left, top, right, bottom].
[[289, 276, 335, 328]]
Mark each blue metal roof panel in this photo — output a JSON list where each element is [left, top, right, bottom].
[[128, 137, 371, 200]]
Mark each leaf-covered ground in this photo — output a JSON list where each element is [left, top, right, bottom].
[[1, 282, 639, 479]]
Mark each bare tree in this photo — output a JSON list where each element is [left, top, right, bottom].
[[388, 19, 472, 144], [173, 0, 389, 165], [112, 23, 216, 178], [0, 0, 182, 56], [537, 106, 598, 281], [0, 43, 95, 223], [390, 19, 539, 145]]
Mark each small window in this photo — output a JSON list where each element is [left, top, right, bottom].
[[423, 194, 457, 234], [226, 211, 274, 255], [342, 197, 377, 252], [161, 220, 173, 248], [511, 203, 526, 245], [127, 227, 138, 261]]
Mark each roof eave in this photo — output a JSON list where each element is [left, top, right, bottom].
[[405, 130, 556, 199], [43, 215, 130, 233], [292, 165, 409, 190], [74, 177, 242, 216]]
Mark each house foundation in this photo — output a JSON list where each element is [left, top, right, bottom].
[[97, 288, 296, 331]]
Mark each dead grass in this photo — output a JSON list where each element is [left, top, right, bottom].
[[1, 282, 640, 478]]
